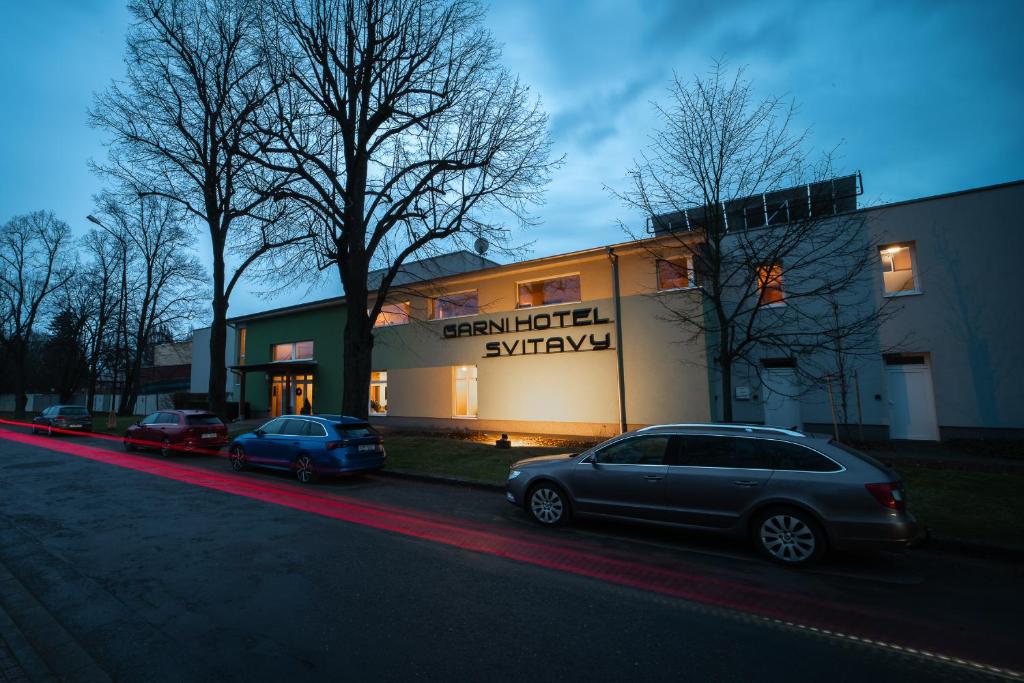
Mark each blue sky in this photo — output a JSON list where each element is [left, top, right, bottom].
[[1, 0, 1022, 318]]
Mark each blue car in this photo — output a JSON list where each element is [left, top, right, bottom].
[[228, 414, 386, 483]]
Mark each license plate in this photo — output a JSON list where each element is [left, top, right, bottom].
[[68, 424, 81, 428], [202, 432, 216, 438], [358, 444, 378, 452]]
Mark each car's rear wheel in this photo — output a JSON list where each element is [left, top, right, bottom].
[[753, 508, 826, 566], [295, 455, 316, 484], [527, 483, 569, 527], [229, 446, 246, 471], [160, 438, 174, 457]]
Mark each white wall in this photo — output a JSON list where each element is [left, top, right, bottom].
[[190, 326, 237, 396]]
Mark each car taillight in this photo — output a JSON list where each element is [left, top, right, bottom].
[[54, 416, 66, 423], [865, 482, 905, 510], [327, 440, 348, 450]]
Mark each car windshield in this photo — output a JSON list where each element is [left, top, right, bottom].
[[334, 423, 375, 438], [187, 415, 222, 426], [60, 407, 89, 416]]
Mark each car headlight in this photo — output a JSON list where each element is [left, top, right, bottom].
[[507, 469, 522, 480]]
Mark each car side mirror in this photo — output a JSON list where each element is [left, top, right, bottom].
[[255, 429, 265, 437], [134, 421, 140, 426]]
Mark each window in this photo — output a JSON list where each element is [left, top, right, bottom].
[[761, 441, 841, 472], [333, 423, 377, 438], [260, 418, 286, 435], [186, 415, 222, 426], [272, 341, 314, 361], [879, 244, 919, 295], [657, 258, 692, 291], [369, 371, 388, 415], [516, 274, 581, 308], [453, 365, 478, 418], [432, 290, 479, 319], [374, 302, 410, 327], [157, 412, 179, 424], [238, 327, 247, 365], [594, 435, 670, 465], [60, 406, 89, 416], [140, 413, 159, 425], [673, 436, 774, 469], [756, 262, 785, 306]]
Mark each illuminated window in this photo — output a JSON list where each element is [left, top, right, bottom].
[[756, 262, 785, 306], [453, 365, 478, 418], [432, 290, 479, 319], [374, 301, 411, 327], [516, 274, 581, 308], [370, 371, 388, 416], [657, 258, 692, 291], [238, 327, 246, 365], [272, 341, 314, 361], [879, 244, 919, 296]]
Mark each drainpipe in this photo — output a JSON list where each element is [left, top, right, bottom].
[[607, 247, 627, 433]]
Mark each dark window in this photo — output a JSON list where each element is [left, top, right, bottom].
[[260, 418, 286, 435], [595, 436, 670, 465], [41, 407, 54, 417], [163, 412, 181, 424], [280, 419, 308, 436], [333, 423, 376, 438], [186, 415, 222, 426], [140, 413, 160, 425], [304, 421, 327, 437], [762, 441, 841, 472], [59, 406, 89, 416], [673, 435, 773, 469]]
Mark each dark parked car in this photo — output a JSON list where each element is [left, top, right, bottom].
[[227, 415, 386, 484], [123, 410, 228, 456], [505, 424, 923, 565], [32, 405, 92, 435]]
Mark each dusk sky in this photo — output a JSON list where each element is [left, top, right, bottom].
[[1, 0, 1021, 318]]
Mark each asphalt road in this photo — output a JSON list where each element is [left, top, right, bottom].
[[0, 425, 1021, 682]]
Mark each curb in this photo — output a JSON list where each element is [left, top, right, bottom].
[[0, 559, 109, 683], [378, 468, 503, 492], [379, 469, 1024, 562]]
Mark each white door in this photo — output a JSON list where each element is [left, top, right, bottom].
[[762, 368, 802, 430], [885, 362, 939, 440]]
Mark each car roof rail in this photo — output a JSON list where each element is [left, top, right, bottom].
[[636, 423, 806, 438]]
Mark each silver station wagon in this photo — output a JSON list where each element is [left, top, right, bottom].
[[505, 424, 923, 565]]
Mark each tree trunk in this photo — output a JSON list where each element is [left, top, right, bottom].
[[341, 295, 374, 420], [208, 250, 228, 418], [11, 340, 28, 418]]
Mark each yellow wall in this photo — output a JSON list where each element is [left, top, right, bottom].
[[369, 241, 711, 436]]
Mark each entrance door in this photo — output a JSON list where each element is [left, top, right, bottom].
[[762, 368, 802, 430], [885, 356, 939, 440], [270, 375, 315, 417]]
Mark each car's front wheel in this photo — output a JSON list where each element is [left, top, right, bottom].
[[123, 434, 135, 451], [229, 446, 247, 471], [160, 438, 174, 457], [753, 507, 826, 566], [295, 455, 316, 484], [527, 483, 570, 527]]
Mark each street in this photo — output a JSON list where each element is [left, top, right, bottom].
[[0, 425, 1021, 682]]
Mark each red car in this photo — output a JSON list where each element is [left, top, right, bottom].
[[123, 410, 228, 456]]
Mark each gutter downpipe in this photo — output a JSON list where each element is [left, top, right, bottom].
[[607, 247, 627, 434]]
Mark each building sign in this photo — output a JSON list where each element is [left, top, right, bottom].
[[441, 306, 614, 358]]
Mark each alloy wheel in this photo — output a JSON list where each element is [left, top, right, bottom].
[[529, 486, 565, 525], [161, 438, 173, 457], [760, 514, 817, 563], [295, 456, 315, 484], [123, 436, 134, 451], [230, 447, 246, 471], [47, 424, 53, 436]]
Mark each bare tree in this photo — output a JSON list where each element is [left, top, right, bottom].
[[91, 0, 310, 418], [93, 191, 209, 415], [615, 63, 887, 423], [78, 229, 123, 411], [251, 0, 556, 417], [0, 212, 76, 416]]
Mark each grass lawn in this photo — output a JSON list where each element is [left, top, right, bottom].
[[383, 434, 1024, 549], [383, 435, 569, 483], [895, 464, 1024, 549]]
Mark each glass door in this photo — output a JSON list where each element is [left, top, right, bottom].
[[294, 375, 315, 415]]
